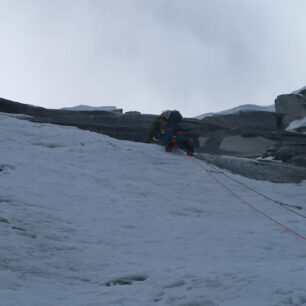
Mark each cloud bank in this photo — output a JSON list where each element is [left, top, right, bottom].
[[0, 0, 306, 116]]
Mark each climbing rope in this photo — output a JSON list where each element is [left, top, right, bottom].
[[178, 148, 306, 241], [198, 156, 306, 219]]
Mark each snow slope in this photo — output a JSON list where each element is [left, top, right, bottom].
[[195, 104, 275, 120], [1, 113, 306, 306], [61, 105, 117, 111]]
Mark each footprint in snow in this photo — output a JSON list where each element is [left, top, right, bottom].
[[162, 280, 186, 289], [104, 274, 148, 286], [0, 163, 16, 173]]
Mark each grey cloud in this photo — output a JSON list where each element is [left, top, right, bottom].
[[0, 0, 305, 116]]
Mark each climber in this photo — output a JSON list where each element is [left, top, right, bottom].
[[144, 110, 194, 156]]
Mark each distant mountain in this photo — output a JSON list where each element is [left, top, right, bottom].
[[61, 105, 117, 111], [195, 104, 275, 120]]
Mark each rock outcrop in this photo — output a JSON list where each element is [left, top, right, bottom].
[[271, 87, 306, 167], [262, 140, 306, 168], [1, 96, 306, 167], [275, 87, 306, 128], [0, 97, 155, 142]]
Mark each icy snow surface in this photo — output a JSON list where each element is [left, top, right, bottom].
[[61, 105, 117, 111], [1, 113, 306, 306], [195, 104, 275, 120], [286, 117, 306, 133]]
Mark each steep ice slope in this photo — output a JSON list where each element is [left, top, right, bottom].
[[0, 113, 306, 306]]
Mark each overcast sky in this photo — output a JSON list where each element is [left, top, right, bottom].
[[0, 0, 306, 117]]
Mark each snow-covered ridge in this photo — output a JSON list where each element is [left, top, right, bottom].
[[291, 85, 306, 96], [0, 112, 305, 306], [61, 105, 117, 111], [195, 104, 275, 120]]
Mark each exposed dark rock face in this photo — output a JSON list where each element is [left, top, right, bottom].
[[185, 111, 283, 157], [0, 97, 46, 116], [272, 87, 306, 167], [196, 153, 306, 184], [275, 93, 306, 128], [263, 144, 306, 167], [261, 129, 306, 166], [1, 97, 306, 168], [198, 111, 279, 130], [0, 97, 155, 142]]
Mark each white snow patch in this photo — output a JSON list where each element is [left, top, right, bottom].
[[256, 156, 283, 163], [0, 113, 306, 306], [195, 104, 275, 120], [291, 86, 306, 96], [61, 105, 117, 111], [286, 117, 306, 132]]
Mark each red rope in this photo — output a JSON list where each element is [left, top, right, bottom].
[[184, 152, 306, 241]]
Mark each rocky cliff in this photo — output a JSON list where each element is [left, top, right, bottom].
[[1, 96, 306, 167], [275, 86, 306, 128]]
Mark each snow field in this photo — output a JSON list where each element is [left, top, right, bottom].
[[1, 113, 306, 306]]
